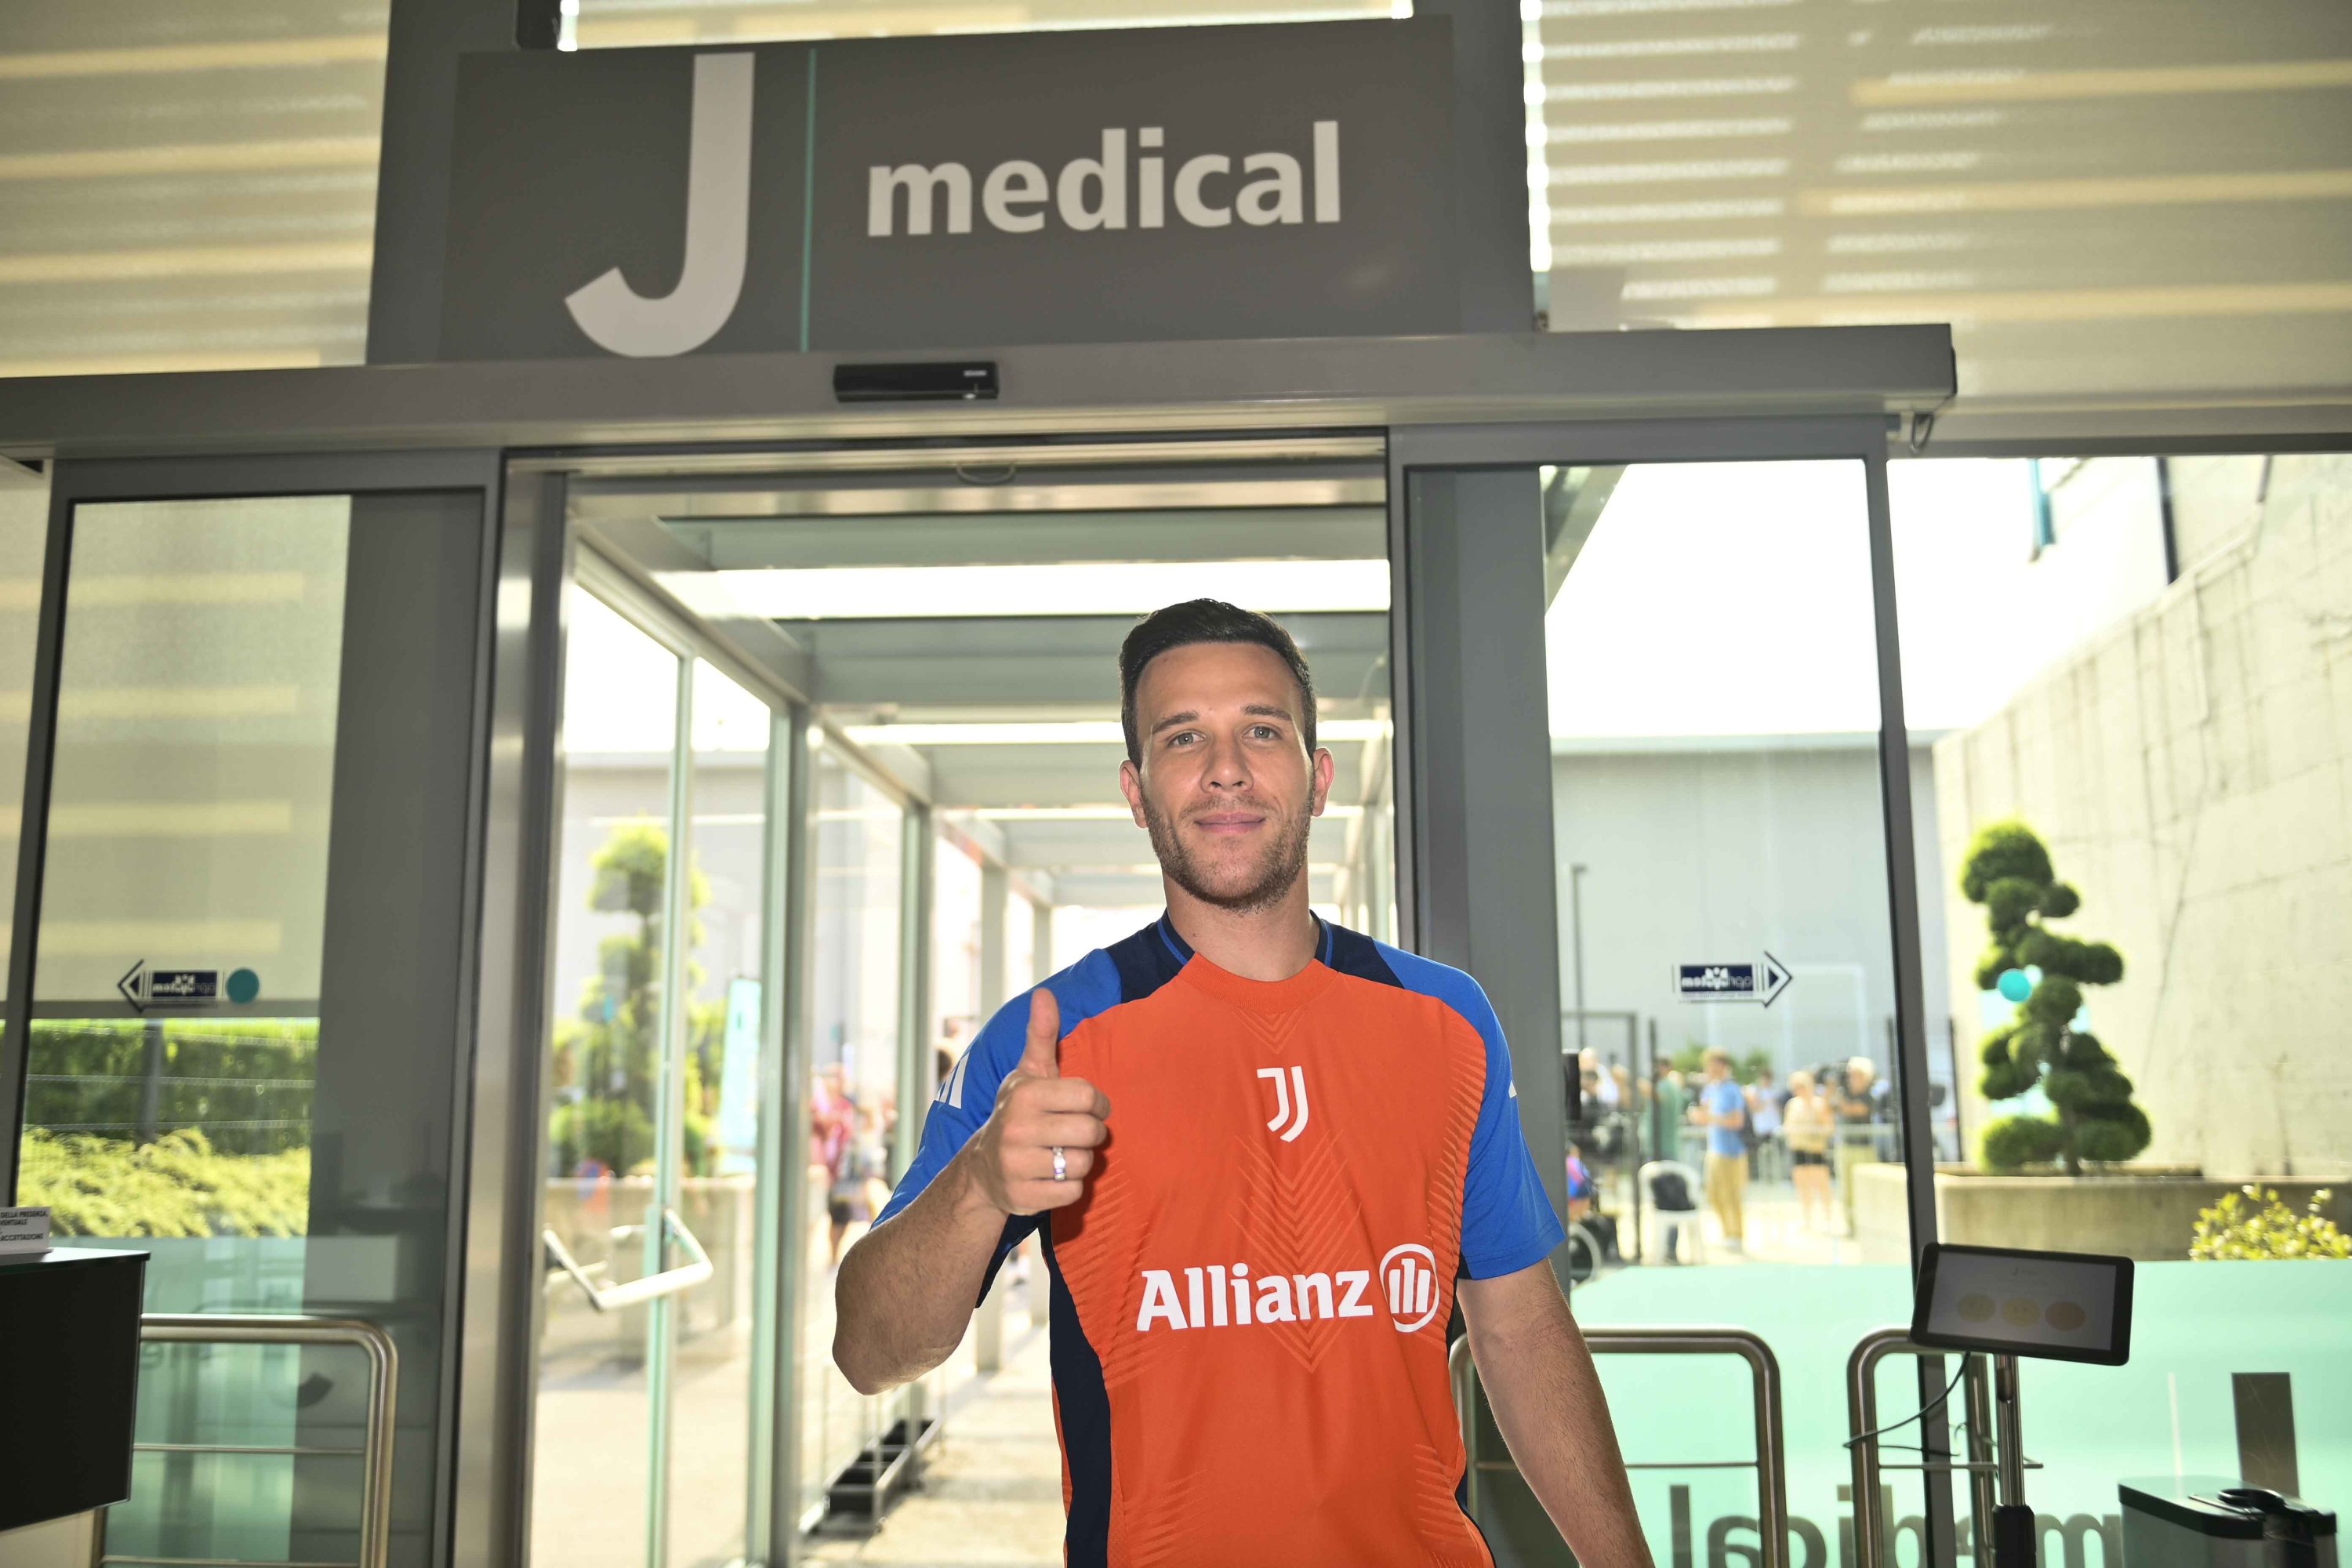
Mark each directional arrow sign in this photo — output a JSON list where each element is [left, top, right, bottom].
[[118, 960, 147, 1014], [1674, 952, 1795, 1008]]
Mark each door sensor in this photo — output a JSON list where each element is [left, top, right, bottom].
[[833, 361, 1000, 403]]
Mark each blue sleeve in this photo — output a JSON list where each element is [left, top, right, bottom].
[[1376, 944, 1566, 1280], [871, 949, 1123, 1297]]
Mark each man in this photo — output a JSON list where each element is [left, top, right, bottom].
[[1649, 1058, 1687, 1167], [1697, 1050, 1748, 1254], [1748, 1065, 1785, 1183], [834, 600, 1651, 1566], [1834, 1055, 1888, 1238]]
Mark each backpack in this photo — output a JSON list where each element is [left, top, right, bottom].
[[1651, 1171, 1696, 1211]]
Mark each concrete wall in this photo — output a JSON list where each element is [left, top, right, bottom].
[[1551, 739, 1949, 1080], [1932, 454, 2352, 1178]]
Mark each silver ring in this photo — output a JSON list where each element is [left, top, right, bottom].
[[1051, 1146, 1068, 1182]]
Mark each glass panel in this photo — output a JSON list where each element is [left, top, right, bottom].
[[1893, 451, 2352, 1526], [23, 497, 346, 1340], [18, 486, 483, 1567], [800, 747, 906, 1529], [668, 659, 773, 1568], [0, 474, 43, 993], [1, 2, 388, 378], [1507, 458, 1923, 1563], [931, 829, 986, 1074], [532, 589, 679, 1568], [1526, 2, 2352, 405]]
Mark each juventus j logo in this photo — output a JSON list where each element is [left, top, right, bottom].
[[567, 53, 754, 358], [1254, 1065, 1310, 1142]]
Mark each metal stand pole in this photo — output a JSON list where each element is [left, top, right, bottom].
[[1991, 1354, 2034, 1568], [1962, 1356, 1998, 1558]]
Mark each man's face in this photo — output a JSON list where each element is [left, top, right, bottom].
[[1706, 1059, 1730, 1082], [1120, 641, 1333, 916]]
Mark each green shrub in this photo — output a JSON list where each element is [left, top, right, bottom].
[[550, 1094, 655, 1176], [24, 1019, 316, 1156], [19, 1127, 309, 1238], [2190, 1187, 2350, 1260], [1961, 820, 2151, 1174], [1979, 1116, 2065, 1171]]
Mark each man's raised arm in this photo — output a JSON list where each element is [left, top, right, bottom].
[[1457, 1261, 1655, 1568], [832, 989, 1110, 1394]]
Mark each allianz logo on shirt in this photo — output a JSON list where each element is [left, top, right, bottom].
[[1134, 1244, 1443, 1334]]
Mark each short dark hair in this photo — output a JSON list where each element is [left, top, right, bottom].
[[1118, 599, 1317, 766]]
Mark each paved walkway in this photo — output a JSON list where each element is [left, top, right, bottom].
[[807, 1290, 1065, 1567]]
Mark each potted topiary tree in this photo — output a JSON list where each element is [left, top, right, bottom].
[[1962, 819, 2151, 1175]]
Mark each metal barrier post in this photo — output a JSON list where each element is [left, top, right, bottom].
[[1451, 1324, 1788, 1568], [1848, 1327, 2005, 1568], [118, 1315, 399, 1568]]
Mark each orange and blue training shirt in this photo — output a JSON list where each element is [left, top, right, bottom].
[[876, 914, 1565, 1566]]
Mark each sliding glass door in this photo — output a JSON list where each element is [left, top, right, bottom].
[[528, 584, 786, 1568], [5, 452, 499, 1568]]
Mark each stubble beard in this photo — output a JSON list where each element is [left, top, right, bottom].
[[1139, 791, 1314, 917]]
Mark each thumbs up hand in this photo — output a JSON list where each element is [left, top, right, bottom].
[[967, 988, 1112, 1217]]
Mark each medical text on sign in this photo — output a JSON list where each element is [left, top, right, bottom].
[[869, 123, 1342, 238]]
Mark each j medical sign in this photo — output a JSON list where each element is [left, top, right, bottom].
[[437, 22, 1457, 361]]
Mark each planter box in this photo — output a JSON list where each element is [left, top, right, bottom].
[[1853, 1164, 2352, 1261]]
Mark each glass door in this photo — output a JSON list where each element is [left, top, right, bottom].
[[1396, 423, 1954, 1568], [528, 582, 785, 1568], [4, 451, 499, 1568]]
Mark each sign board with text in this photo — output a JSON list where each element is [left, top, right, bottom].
[[1673, 954, 1792, 1007], [438, 21, 1457, 361]]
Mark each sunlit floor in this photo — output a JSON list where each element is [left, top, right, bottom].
[[808, 1283, 1065, 1566], [1590, 1175, 1893, 1269]]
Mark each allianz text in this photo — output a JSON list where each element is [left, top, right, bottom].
[[1134, 1245, 1442, 1334]]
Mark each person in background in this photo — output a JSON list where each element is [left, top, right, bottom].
[[1565, 1142, 1621, 1264], [811, 1065, 855, 1266], [1565, 1143, 1596, 1218], [1650, 1059, 1686, 1165], [1833, 1056, 1886, 1239], [1697, 1049, 1748, 1254], [1609, 1064, 1632, 1119], [1781, 1069, 1834, 1229], [1747, 1065, 1785, 1182]]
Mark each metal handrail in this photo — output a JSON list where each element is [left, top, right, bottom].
[[112, 1314, 399, 1568], [542, 1206, 712, 1312], [1450, 1323, 1788, 1568], [1846, 1327, 2002, 1568]]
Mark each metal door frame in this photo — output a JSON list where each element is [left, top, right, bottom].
[[0, 324, 1959, 1568], [2, 445, 505, 1567], [1388, 414, 1952, 1568]]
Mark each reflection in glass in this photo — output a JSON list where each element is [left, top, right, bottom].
[[20, 495, 347, 1287], [800, 747, 907, 1528], [668, 661, 773, 1568], [532, 590, 677, 1568], [573, 0, 1386, 50], [1530, 459, 1925, 1567], [17, 488, 483, 1566]]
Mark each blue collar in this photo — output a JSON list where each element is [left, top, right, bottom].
[[1155, 911, 1332, 967]]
